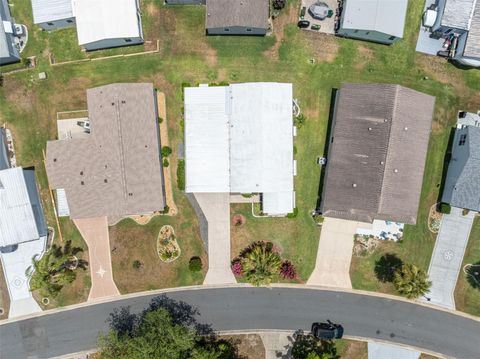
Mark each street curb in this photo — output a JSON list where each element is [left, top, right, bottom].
[[1, 283, 479, 325]]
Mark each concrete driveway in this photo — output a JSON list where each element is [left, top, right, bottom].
[[425, 207, 475, 309], [368, 342, 419, 359], [73, 217, 119, 300], [307, 218, 359, 288], [193, 193, 236, 285]]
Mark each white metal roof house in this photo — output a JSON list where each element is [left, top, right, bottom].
[[422, 0, 480, 67], [0, 0, 21, 65], [31, 0, 75, 30], [184, 83, 295, 216], [336, 0, 408, 45], [72, 0, 143, 51], [30, 0, 143, 50], [0, 167, 47, 248]]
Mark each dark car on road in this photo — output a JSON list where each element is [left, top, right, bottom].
[[311, 321, 344, 339]]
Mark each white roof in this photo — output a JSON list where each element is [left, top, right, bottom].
[[31, 0, 73, 24], [72, 0, 141, 46], [0, 167, 39, 247], [341, 0, 408, 38], [185, 83, 294, 215]]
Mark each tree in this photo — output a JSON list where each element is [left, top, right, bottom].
[[393, 264, 431, 299], [27, 240, 88, 298], [98, 306, 240, 359], [291, 334, 339, 359], [374, 254, 403, 283], [241, 242, 282, 286], [161, 146, 172, 158]]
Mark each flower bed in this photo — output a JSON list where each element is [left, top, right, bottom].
[[157, 225, 181, 263], [428, 203, 443, 233]]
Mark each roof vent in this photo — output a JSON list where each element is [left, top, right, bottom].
[[81, 181, 84, 185], [368, 127, 372, 131], [104, 179, 108, 183], [384, 119, 388, 122], [404, 127, 408, 131], [394, 169, 399, 173], [111, 102, 115, 106], [53, 158, 57, 162], [380, 161, 384, 165], [352, 183, 357, 188]]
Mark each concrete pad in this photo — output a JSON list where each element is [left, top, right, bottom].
[[307, 218, 360, 288], [415, 0, 445, 55], [73, 217, 120, 300], [260, 332, 293, 359], [425, 207, 475, 309], [194, 193, 236, 285], [0, 236, 46, 318], [368, 342, 420, 359], [8, 297, 42, 318], [56, 118, 90, 140]]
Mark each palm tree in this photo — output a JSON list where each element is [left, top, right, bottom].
[[27, 240, 88, 298], [393, 264, 431, 299], [241, 242, 282, 286]]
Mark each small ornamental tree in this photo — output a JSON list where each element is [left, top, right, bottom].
[[161, 146, 172, 158], [188, 257, 203, 272], [393, 264, 431, 299], [231, 259, 243, 277]]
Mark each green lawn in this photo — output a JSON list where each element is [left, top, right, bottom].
[[1, 0, 480, 309], [454, 218, 480, 317]]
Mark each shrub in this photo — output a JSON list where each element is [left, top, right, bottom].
[[231, 260, 243, 277], [279, 260, 296, 279], [189, 257, 203, 272], [161, 205, 170, 214], [439, 203, 451, 214], [161, 146, 172, 158], [132, 260, 142, 270], [177, 159, 185, 190], [163, 158, 169, 167], [393, 264, 431, 299], [294, 114, 306, 129], [272, 0, 286, 10], [181, 82, 191, 89], [462, 208, 470, 216], [158, 117, 163, 124], [287, 207, 299, 218], [466, 263, 480, 289]]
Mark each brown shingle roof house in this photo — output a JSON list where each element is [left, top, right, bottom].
[[46, 83, 165, 224], [205, 0, 269, 35], [319, 83, 435, 225]]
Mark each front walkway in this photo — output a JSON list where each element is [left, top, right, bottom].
[[368, 342, 419, 359], [425, 207, 475, 309], [73, 217, 120, 300], [193, 193, 236, 285], [307, 218, 360, 288], [0, 236, 46, 318]]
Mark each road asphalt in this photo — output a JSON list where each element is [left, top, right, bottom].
[[1, 286, 479, 359]]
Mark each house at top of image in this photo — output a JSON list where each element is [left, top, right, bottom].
[[184, 82, 295, 216], [319, 83, 435, 229], [30, 0, 143, 50], [0, 0, 22, 65], [442, 113, 480, 212], [45, 83, 165, 225], [335, 0, 408, 45], [421, 0, 480, 67], [205, 0, 270, 36]]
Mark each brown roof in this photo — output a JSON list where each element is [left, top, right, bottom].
[[320, 83, 435, 224], [205, 0, 269, 29], [46, 83, 165, 221]]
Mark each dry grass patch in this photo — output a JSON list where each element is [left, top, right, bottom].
[[220, 334, 265, 359], [264, 5, 298, 60], [337, 339, 368, 359], [304, 32, 340, 63]]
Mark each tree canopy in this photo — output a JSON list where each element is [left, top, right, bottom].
[[291, 334, 339, 359], [393, 263, 431, 299]]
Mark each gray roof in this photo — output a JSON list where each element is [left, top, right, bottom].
[[320, 84, 435, 224], [442, 126, 480, 211], [0, 0, 20, 65], [441, 0, 477, 30], [205, 0, 269, 29], [46, 83, 165, 221], [31, 0, 73, 24], [464, 1, 480, 58], [340, 0, 408, 38]]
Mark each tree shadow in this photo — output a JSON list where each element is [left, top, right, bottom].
[[466, 262, 480, 289], [374, 254, 403, 283]]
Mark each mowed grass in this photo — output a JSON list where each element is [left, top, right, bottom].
[[1, 0, 480, 307], [454, 218, 480, 317]]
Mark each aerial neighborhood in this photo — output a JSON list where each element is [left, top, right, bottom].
[[0, 1, 480, 359]]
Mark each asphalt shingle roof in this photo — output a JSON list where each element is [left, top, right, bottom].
[[205, 0, 269, 29]]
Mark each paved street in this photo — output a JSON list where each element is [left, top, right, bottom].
[[426, 207, 475, 309], [1, 286, 479, 359]]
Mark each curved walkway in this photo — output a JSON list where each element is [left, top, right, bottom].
[[1, 285, 479, 359]]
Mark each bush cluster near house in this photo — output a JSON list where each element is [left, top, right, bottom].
[[28, 240, 88, 298], [439, 203, 451, 214], [231, 241, 297, 286], [188, 256, 203, 272], [177, 159, 186, 191]]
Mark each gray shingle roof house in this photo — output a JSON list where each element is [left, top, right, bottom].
[[442, 125, 480, 211], [0, 0, 20, 65], [425, 0, 480, 67], [320, 83, 436, 224], [336, 0, 408, 45], [46, 83, 165, 224], [205, 0, 269, 35]]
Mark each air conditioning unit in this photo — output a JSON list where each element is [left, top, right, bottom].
[[14, 24, 23, 35]]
